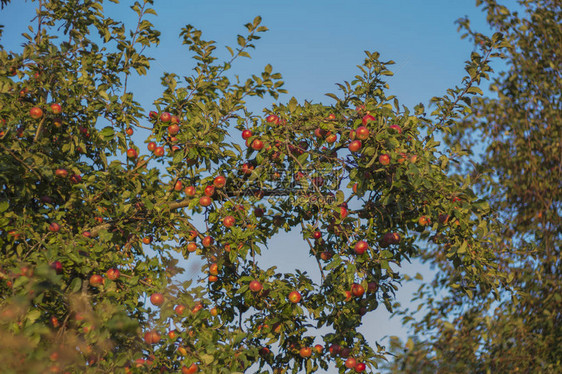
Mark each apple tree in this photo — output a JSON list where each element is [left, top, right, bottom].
[[385, 1, 562, 373], [0, 1, 500, 373]]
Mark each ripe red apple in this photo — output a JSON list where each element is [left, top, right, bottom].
[[299, 347, 312, 358], [30, 107, 43, 119], [288, 291, 301, 303], [142, 236, 153, 244], [168, 330, 178, 340], [184, 186, 196, 197], [242, 130, 252, 140], [146, 142, 156, 153], [126, 148, 137, 158], [174, 304, 186, 315], [251, 139, 264, 151], [312, 231, 322, 240], [50, 261, 63, 274], [168, 124, 180, 135], [89, 274, 103, 286], [202, 236, 213, 247], [160, 112, 171, 123], [325, 133, 337, 143], [223, 216, 235, 228], [55, 168, 68, 178], [241, 163, 254, 175], [49, 222, 60, 233], [187, 242, 197, 252], [355, 362, 366, 372], [50, 103, 62, 114], [379, 154, 390, 165], [209, 263, 218, 276], [249, 280, 263, 293], [339, 206, 348, 219], [418, 216, 430, 226], [320, 251, 332, 261], [150, 292, 164, 306], [348, 140, 362, 152], [151, 146, 164, 157], [125, 127, 134, 136], [345, 357, 357, 369], [265, 114, 279, 124], [344, 290, 352, 302], [174, 180, 183, 191], [199, 196, 212, 207], [149, 111, 158, 120], [354, 240, 368, 255], [144, 330, 161, 344], [204, 185, 215, 196], [213, 176, 226, 188], [351, 283, 365, 297], [356, 126, 370, 140], [362, 114, 375, 125], [106, 268, 120, 280], [314, 344, 323, 354], [181, 363, 198, 374]]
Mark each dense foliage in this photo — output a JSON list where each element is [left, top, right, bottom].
[[387, 1, 561, 372], [1, 1, 504, 373]]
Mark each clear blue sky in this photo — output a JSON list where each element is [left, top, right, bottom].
[[1, 1, 495, 372]]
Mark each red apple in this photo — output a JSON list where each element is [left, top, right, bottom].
[[89, 274, 103, 286], [147, 142, 156, 152], [50, 261, 63, 274], [125, 127, 134, 136], [418, 216, 431, 226], [354, 240, 368, 254], [55, 169, 68, 178], [142, 236, 153, 244], [106, 268, 120, 280], [251, 139, 264, 151], [160, 112, 171, 123], [30, 107, 43, 119], [174, 180, 183, 191], [204, 185, 215, 196], [356, 126, 370, 140], [209, 263, 218, 276], [184, 186, 196, 197], [362, 114, 375, 125], [126, 148, 137, 158], [181, 363, 198, 374], [348, 140, 362, 152], [299, 347, 312, 358], [249, 280, 263, 292], [345, 357, 357, 369], [174, 304, 186, 315], [223, 216, 235, 228], [312, 231, 322, 240], [355, 362, 366, 372], [149, 111, 158, 120], [144, 330, 161, 344], [288, 291, 301, 303], [329, 344, 341, 356], [242, 130, 252, 140], [202, 236, 213, 247], [314, 344, 323, 354], [150, 292, 164, 306], [351, 283, 365, 297], [199, 196, 212, 207], [320, 251, 332, 261], [325, 133, 337, 143], [168, 124, 180, 135], [379, 154, 390, 165], [213, 176, 226, 188], [49, 222, 60, 233], [265, 114, 279, 124], [154, 147, 165, 156], [50, 103, 62, 114]]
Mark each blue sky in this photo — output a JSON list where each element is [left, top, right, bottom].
[[1, 1, 497, 372]]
